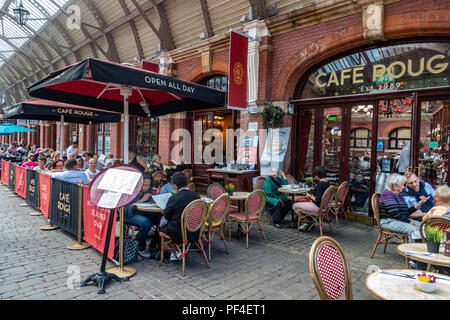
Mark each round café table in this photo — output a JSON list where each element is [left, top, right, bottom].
[[135, 203, 163, 213], [397, 243, 450, 270], [278, 187, 310, 225], [229, 192, 250, 212], [366, 269, 450, 300]]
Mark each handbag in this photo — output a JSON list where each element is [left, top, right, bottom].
[[113, 235, 139, 265]]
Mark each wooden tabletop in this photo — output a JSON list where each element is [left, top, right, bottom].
[[135, 204, 163, 213], [229, 192, 251, 201], [278, 187, 310, 195], [366, 269, 450, 300], [397, 243, 450, 268]]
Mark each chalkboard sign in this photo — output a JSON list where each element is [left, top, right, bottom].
[[381, 158, 392, 173]]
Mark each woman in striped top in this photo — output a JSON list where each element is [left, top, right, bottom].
[[379, 174, 430, 242]]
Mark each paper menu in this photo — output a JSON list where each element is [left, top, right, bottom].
[[151, 193, 172, 210], [97, 190, 122, 209], [97, 168, 142, 195]]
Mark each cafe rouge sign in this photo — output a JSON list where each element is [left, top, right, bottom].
[[302, 42, 450, 99]]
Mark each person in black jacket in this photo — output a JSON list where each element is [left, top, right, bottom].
[[160, 171, 201, 244]]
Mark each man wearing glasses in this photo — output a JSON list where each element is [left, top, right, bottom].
[[402, 172, 435, 220]]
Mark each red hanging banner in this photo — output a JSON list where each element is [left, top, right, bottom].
[[228, 30, 249, 110], [82, 185, 116, 260], [14, 165, 27, 199], [1, 160, 9, 186], [39, 173, 51, 219]]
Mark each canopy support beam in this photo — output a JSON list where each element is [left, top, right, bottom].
[[120, 87, 132, 164]]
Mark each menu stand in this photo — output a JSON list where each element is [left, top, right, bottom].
[[80, 208, 128, 294], [80, 164, 143, 294]]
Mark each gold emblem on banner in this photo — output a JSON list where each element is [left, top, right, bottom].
[[233, 62, 244, 86]]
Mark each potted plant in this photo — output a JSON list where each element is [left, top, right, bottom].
[[260, 105, 287, 164], [305, 177, 314, 187], [226, 183, 235, 196], [153, 178, 161, 188], [424, 226, 444, 253]]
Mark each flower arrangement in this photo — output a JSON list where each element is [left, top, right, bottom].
[[417, 272, 436, 284], [425, 226, 444, 243]]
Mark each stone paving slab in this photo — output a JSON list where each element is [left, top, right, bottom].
[[0, 188, 406, 300]]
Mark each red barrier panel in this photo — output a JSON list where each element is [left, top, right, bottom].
[[39, 173, 51, 219], [14, 165, 27, 199], [82, 185, 116, 260], [1, 160, 9, 186]]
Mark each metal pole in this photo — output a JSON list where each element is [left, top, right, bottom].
[[67, 183, 90, 250], [60, 115, 64, 157], [120, 88, 131, 164]]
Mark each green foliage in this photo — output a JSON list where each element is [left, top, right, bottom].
[[226, 183, 235, 192], [154, 178, 161, 185], [425, 226, 444, 243], [260, 105, 286, 129], [170, 190, 176, 196]]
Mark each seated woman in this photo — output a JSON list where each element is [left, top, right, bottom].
[[21, 153, 38, 169], [123, 173, 155, 258], [292, 166, 330, 232], [150, 154, 164, 172], [379, 173, 429, 243], [263, 168, 291, 229]]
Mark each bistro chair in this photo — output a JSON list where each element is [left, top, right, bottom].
[[253, 176, 271, 224], [159, 199, 209, 277], [228, 190, 267, 249], [329, 181, 350, 227], [202, 194, 231, 260], [419, 216, 450, 242], [309, 236, 353, 300], [296, 186, 335, 237], [207, 182, 226, 201], [187, 182, 196, 192], [418, 216, 450, 271], [369, 193, 408, 260]]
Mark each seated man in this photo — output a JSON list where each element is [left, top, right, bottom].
[[160, 172, 200, 246], [402, 172, 435, 221], [47, 159, 90, 185], [84, 158, 100, 182], [123, 173, 155, 258], [263, 168, 291, 229], [33, 157, 49, 173]]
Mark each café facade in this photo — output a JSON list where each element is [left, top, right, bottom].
[[1, 0, 449, 214]]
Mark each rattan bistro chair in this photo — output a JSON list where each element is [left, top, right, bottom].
[[419, 216, 450, 242], [228, 190, 267, 249], [159, 199, 209, 277], [203, 194, 231, 260], [369, 193, 408, 259], [418, 217, 450, 271], [309, 236, 353, 300], [296, 186, 335, 237], [207, 182, 226, 201], [254, 176, 271, 224], [329, 181, 350, 226]]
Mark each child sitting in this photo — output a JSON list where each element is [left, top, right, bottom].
[[423, 185, 450, 220]]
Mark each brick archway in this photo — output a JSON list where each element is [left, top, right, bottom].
[[274, 9, 450, 101], [187, 60, 229, 84]]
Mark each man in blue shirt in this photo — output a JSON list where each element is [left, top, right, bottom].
[[402, 172, 435, 220], [48, 159, 90, 185]]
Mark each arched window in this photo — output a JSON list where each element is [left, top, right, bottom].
[[389, 127, 411, 149], [350, 128, 371, 148], [199, 75, 228, 92]]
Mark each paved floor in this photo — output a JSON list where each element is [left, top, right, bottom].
[[0, 187, 406, 300]]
